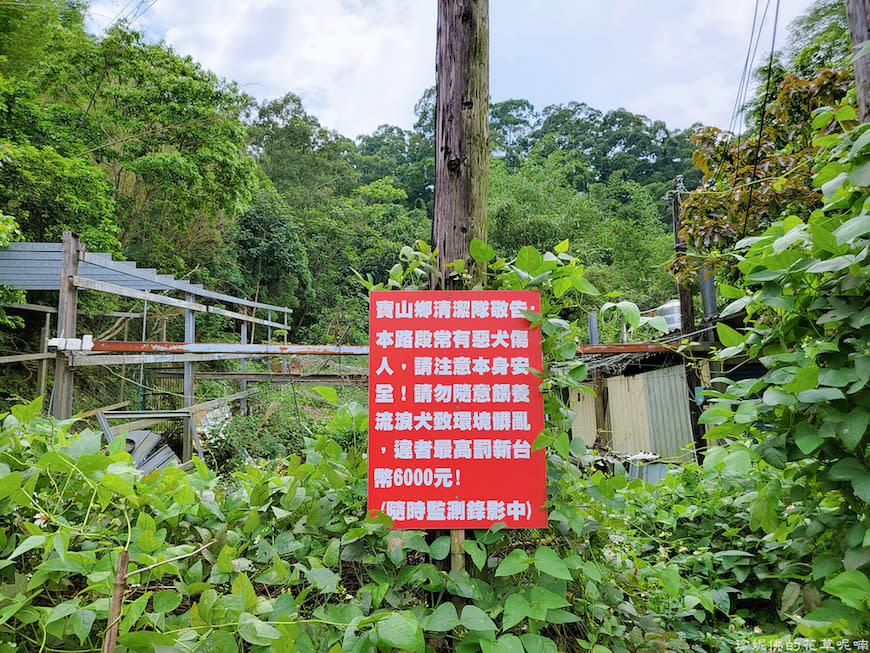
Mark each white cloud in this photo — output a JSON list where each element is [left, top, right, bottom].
[[87, 0, 816, 138]]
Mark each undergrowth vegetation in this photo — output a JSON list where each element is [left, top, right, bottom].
[[0, 396, 815, 652], [3, 215, 869, 651]]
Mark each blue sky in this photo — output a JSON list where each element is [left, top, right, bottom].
[[86, 0, 815, 139]]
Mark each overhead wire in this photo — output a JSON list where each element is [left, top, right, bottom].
[[711, 0, 773, 189], [740, 0, 781, 240]]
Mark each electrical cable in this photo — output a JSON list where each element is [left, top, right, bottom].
[[740, 0, 781, 240], [711, 0, 773, 189]]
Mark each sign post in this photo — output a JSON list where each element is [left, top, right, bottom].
[[367, 290, 547, 532]]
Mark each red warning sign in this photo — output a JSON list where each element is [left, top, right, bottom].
[[367, 290, 547, 529]]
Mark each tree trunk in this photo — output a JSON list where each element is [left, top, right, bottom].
[[847, 0, 870, 123], [432, 0, 490, 289]]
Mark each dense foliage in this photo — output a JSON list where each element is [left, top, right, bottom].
[[697, 103, 870, 636], [0, 241, 822, 651]]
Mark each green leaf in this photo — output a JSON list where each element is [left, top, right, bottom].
[[494, 635, 524, 653], [839, 412, 868, 451], [833, 214, 870, 244], [117, 632, 175, 649], [462, 539, 486, 571], [719, 283, 744, 299], [813, 110, 835, 129], [519, 633, 558, 653], [852, 476, 870, 503], [376, 611, 424, 652], [783, 365, 819, 393], [515, 246, 543, 273], [425, 602, 459, 632], [501, 593, 529, 630], [470, 238, 496, 262], [306, 567, 338, 594], [0, 472, 21, 501], [530, 586, 569, 611], [232, 573, 258, 611], [552, 277, 571, 298], [430, 536, 450, 561], [658, 566, 681, 597], [762, 388, 796, 406], [554, 239, 569, 254], [238, 612, 282, 646], [69, 609, 96, 645], [460, 604, 496, 631], [572, 276, 599, 295], [100, 473, 135, 498], [795, 423, 824, 454], [119, 592, 149, 635], [848, 161, 870, 187], [153, 589, 182, 614], [716, 322, 745, 348], [46, 600, 79, 624], [615, 301, 640, 329], [8, 535, 46, 559], [797, 387, 844, 403], [822, 570, 870, 609], [533, 546, 572, 580], [312, 386, 338, 404], [850, 128, 870, 157], [495, 549, 531, 577], [828, 458, 867, 482]]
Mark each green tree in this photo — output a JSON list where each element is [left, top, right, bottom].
[[250, 92, 361, 213], [233, 179, 314, 312]]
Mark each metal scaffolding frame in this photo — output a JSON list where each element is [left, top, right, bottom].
[[0, 233, 296, 461]]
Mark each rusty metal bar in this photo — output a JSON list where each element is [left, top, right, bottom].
[[91, 341, 369, 355], [154, 371, 368, 386], [87, 340, 669, 357]]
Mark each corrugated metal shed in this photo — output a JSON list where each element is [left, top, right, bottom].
[[570, 389, 597, 445], [605, 365, 694, 460]]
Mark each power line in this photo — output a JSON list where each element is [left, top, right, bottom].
[[740, 0, 781, 240], [712, 0, 773, 189]]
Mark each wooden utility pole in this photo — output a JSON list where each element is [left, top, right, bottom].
[[672, 178, 704, 461], [672, 176, 695, 335], [432, 0, 490, 573], [53, 232, 81, 419], [432, 0, 490, 289], [847, 0, 870, 123]]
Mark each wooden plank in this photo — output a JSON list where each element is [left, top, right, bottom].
[[3, 303, 142, 318], [0, 352, 54, 364], [72, 276, 208, 312], [70, 352, 251, 366], [577, 343, 673, 354], [54, 232, 79, 420], [109, 418, 172, 436], [207, 305, 287, 329], [78, 400, 131, 419]]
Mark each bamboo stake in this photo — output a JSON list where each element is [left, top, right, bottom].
[[102, 549, 129, 653]]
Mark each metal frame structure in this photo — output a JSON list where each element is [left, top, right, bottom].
[[0, 233, 295, 461]]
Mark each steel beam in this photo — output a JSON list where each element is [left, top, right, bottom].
[[91, 341, 369, 355]]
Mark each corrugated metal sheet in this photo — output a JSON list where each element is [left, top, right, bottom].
[[643, 365, 694, 460], [603, 365, 694, 460], [570, 389, 598, 445], [628, 461, 670, 484], [606, 373, 651, 453]]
